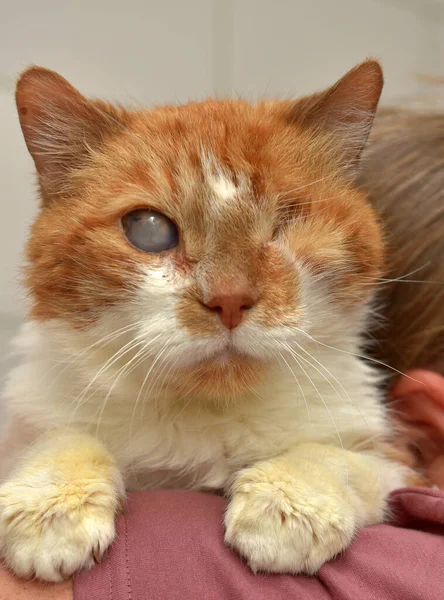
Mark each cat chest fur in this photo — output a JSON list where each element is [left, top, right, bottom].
[[98, 365, 387, 491], [4, 323, 388, 491]]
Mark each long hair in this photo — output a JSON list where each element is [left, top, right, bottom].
[[360, 109, 444, 383]]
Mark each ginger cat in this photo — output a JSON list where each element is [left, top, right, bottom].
[[0, 60, 409, 582]]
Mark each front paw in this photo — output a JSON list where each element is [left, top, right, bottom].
[[0, 454, 124, 581], [224, 463, 358, 574]]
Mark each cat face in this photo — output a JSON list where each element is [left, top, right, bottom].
[[16, 62, 383, 399]]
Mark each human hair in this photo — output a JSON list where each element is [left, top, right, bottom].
[[360, 109, 444, 383]]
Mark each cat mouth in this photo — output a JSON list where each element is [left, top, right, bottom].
[[213, 348, 238, 362], [197, 349, 259, 371], [188, 330, 271, 368], [205, 339, 258, 364]]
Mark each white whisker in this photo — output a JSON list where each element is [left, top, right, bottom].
[[278, 351, 311, 421], [285, 346, 345, 452], [294, 327, 423, 383]]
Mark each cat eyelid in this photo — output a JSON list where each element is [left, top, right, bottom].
[[116, 202, 176, 223], [272, 214, 298, 237]]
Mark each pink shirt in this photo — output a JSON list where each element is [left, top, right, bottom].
[[74, 488, 444, 600]]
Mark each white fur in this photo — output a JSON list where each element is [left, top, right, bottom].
[[201, 152, 243, 216], [1, 258, 400, 490], [0, 211, 407, 580], [0, 432, 123, 581], [209, 174, 237, 204]]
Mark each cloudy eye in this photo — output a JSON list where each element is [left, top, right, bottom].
[[122, 209, 179, 253]]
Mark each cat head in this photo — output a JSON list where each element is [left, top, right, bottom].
[[16, 61, 383, 400]]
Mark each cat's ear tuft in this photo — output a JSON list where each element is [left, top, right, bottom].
[[291, 59, 383, 176], [16, 66, 125, 201]]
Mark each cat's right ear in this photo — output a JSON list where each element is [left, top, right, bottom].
[[290, 59, 383, 177], [16, 66, 124, 202]]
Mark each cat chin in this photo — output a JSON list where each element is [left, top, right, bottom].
[[165, 353, 270, 401], [187, 339, 277, 369], [204, 349, 237, 365], [187, 344, 265, 371]]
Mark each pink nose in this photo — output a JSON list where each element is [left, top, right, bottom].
[[205, 291, 257, 329]]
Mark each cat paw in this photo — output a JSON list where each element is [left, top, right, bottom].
[[0, 461, 124, 581], [224, 464, 358, 574]]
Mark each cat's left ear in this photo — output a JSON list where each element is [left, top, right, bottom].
[[15, 66, 126, 202], [291, 59, 383, 176]]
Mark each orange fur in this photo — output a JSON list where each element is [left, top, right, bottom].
[[16, 60, 384, 399], [1, 61, 420, 582], [20, 68, 382, 328]]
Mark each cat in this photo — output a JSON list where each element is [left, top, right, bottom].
[[0, 60, 411, 582]]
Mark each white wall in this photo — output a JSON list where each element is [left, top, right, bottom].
[[1, 0, 443, 386], [232, 0, 420, 100]]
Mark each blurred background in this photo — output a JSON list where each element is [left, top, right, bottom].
[[1, 0, 444, 386]]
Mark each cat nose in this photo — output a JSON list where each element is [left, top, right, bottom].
[[205, 290, 257, 330]]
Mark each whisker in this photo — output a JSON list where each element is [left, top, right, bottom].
[[128, 335, 175, 482], [294, 327, 423, 383], [66, 325, 164, 425], [94, 339, 156, 436], [72, 335, 145, 408], [277, 351, 311, 421], [43, 320, 147, 390], [286, 346, 351, 487], [274, 173, 337, 198], [287, 342, 377, 454], [151, 351, 184, 409], [142, 344, 180, 417], [130, 335, 175, 437], [285, 345, 345, 452]]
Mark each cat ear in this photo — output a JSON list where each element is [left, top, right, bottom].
[[291, 59, 383, 176], [16, 66, 125, 201]]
